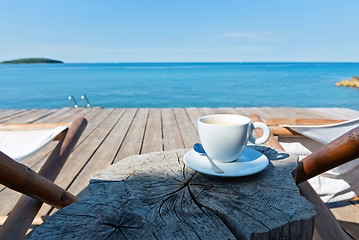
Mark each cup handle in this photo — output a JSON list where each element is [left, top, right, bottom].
[[249, 122, 271, 145]]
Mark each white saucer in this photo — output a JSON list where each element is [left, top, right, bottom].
[[183, 147, 269, 177]]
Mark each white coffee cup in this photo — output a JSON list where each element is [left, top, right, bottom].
[[198, 114, 270, 163]]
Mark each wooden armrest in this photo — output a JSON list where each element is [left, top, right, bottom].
[[263, 118, 345, 126], [0, 151, 79, 209], [265, 119, 348, 137], [270, 126, 301, 136], [0, 122, 70, 131], [292, 125, 359, 184]]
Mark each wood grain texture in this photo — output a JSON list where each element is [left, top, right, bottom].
[[113, 108, 148, 163], [40, 108, 123, 216], [30, 148, 315, 240], [1, 107, 359, 238], [0, 109, 34, 123], [161, 108, 184, 151], [326, 201, 359, 239], [0, 110, 26, 120], [141, 108, 163, 154], [173, 108, 199, 149]]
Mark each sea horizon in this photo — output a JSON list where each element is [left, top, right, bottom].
[[4, 61, 358, 63], [1, 62, 358, 110], [3, 59, 359, 64]]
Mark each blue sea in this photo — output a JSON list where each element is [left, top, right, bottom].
[[0, 62, 358, 110]]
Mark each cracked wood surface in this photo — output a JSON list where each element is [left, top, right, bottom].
[[30, 147, 315, 240]]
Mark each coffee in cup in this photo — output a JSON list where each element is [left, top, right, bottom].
[[198, 114, 270, 163]]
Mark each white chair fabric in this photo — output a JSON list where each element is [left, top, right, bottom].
[[0, 126, 68, 161]]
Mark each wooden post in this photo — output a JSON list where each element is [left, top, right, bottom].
[[29, 149, 316, 239]]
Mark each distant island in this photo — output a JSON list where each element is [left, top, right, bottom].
[[0, 58, 63, 64]]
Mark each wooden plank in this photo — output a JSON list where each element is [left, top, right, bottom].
[[60, 109, 128, 198], [197, 107, 214, 116], [26, 109, 59, 123], [236, 107, 274, 119], [161, 108, 184, 151], [0, 110, 14, 118], [51, 109, 124, 187], [303, 108, 340, 119], [113, 108, 149, 163], [18, 108, 103, 169], [28, 108, 112, 172], [234, 108, 254, 117], [2, 109, 50, 124], [311, 108, 359, 120], [0, 109, 27, 120], [184, 107, 201, 130], [264, 107, 300, 118], [268, 107, 312, 119], [37, 108, 120, 216], [0, 215, 47, 226], [63, 109, 115, 150], [253, 108, 306, 119], [327, 201, 359, 239], [300, 108, 346, 119], [173, 108, 199, 149], [27, 109, 125, 218], [33, 108, 84, 123], [141, 108, 163, 154], [23, 109, 59, 124], [214, 107, 240, 114], [0, 109, 34, 123], [286, 108, 324, 119]]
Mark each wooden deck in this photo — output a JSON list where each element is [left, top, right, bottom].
[[1, 107, 359, 239]]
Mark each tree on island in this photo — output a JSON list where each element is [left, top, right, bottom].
[[0, 58, 63, 64]]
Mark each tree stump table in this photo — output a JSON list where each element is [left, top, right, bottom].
[[30, 146, 316, 239]]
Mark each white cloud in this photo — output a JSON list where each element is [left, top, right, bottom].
[[222, 32, 288, 41]]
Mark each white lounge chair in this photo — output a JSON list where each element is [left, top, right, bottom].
[[279, 118, 359, 202], [0, 117, 87, 240], [251, 114, 359, 240]]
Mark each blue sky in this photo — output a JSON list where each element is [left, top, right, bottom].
[[1, 0, 358, 63]]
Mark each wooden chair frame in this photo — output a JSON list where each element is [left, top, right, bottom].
[[0, 117, 87, 240], [251, 114, 359, 240]]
